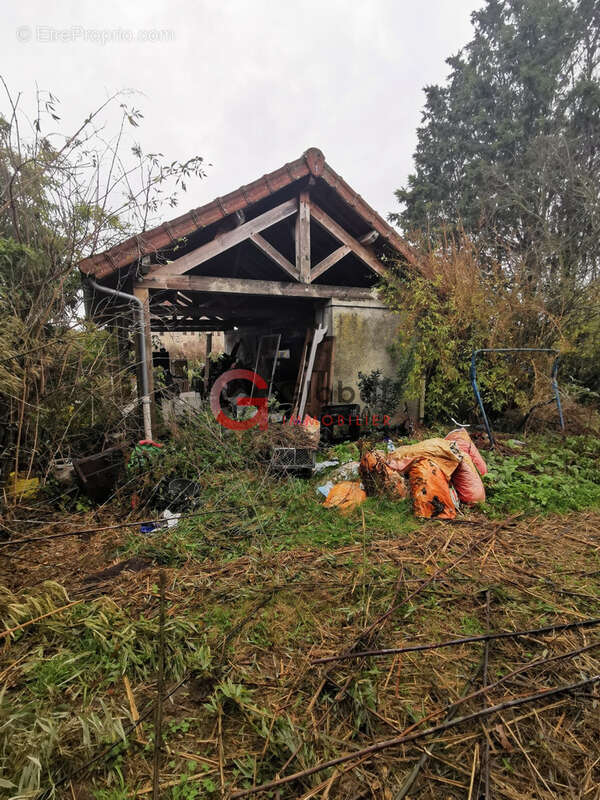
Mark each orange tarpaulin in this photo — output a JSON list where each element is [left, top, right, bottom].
[[323, 481, 367, 514], [387, 439, 461, 480], [407, 458, 457, 519], [358, 440, 461, 519]]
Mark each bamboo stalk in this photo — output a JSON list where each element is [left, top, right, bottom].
[[467, 742, 479, 800], [312, 614, 600, 664], [0, 599, 83, 640], [124, 675, 145, 744], [230, 674, 600, 798], [478, 589, 491, 800], [152, 570, 166, 800]]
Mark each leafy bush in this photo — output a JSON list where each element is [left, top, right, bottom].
[[483, 435, 600, 515], [381, 236, 600, 426], [358, 369, 405, 415]]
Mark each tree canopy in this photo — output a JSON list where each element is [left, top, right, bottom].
[[386, 0, 600, 424], [392, 0, 600, 296]]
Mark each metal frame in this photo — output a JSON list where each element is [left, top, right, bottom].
[[270, 447, 316, 473], [470, 348, 565, 447], [250, 334, 282, 402]]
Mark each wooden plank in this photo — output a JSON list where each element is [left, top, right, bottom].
[[249, 232, 299, 280], [309, 203, 387, 279], [176, 291, 194, 306], [292, 329, 311, 411], [137, 274, 377, 301], [310, 245, 351, 282], [307, 336, 335, 416], [204, 333, 212, 394], [295, 190, 311, 283], [145, 197, 298, 279]]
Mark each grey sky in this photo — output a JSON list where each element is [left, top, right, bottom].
[[1, 0, 482, 226]]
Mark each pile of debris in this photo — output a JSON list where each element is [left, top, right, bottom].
[[321, 428, 488, 518]]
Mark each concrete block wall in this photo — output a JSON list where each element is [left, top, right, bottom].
[[322, 298, 399, 408]]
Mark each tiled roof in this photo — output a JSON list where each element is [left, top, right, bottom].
[[79, 147, 417, 279]]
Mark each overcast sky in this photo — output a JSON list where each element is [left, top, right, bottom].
[[1, 0, 483, 225]]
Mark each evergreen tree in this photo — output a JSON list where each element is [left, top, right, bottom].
[[392, 0, 600, 298]]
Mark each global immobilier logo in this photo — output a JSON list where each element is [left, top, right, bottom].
[[210, 369, 393, 431], [209, 369, 269, 431]]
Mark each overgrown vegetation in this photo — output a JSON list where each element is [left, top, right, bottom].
[[0, 81, 206, 487], [381, 235, 600, 426], [0, 580, 211, 796], [2, 3, 600, 795], [484, 434, 600, 515], [113, 415, 600, 561], [3, 464, 600, 797], [2, 406, 600, 797], [385, 0, 600, 424]]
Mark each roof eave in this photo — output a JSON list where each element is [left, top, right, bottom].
[[79, 147, 417, 279]]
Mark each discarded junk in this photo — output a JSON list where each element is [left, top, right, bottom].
[[320, 429, 487, 519]]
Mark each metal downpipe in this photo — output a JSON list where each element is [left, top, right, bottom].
[[85, 277, 153, 440]]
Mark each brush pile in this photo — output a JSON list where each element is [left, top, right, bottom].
[[2, 500, 600, 798]]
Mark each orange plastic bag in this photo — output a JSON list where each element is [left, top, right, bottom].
[[323, 481, 367, 514], [407, 458, 457, 519], [444, 429, 487, 476], [452, 453, 486, 505], [359, 451, 408, 499]]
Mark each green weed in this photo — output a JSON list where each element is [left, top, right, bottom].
[[460, 614, 484, 635], [483, 434, 600, 516], [0, 583, 211, 793]]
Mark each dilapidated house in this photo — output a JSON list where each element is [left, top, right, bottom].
[[79, 148, 418, 434]]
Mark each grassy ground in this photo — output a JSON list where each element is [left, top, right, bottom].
[[483, 434, 600, 515], [2, 425, 600, 799]]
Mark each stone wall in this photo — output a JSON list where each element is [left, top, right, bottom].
[[155, 331, 225, 361]]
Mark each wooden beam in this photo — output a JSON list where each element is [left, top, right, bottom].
[[145, 197, 298, 279], [152, 324, 233, 332], [137, 274, 378, 302], [249, 232, 299, 280], [295, 190, 311, 283], [310, 245, 351, 282], [176, 291, 194, 306], [309, 203, 387, 279]]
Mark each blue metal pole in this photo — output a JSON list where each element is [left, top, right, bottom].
[[470, 350, 495, 448], [469, 348, 564, 445], [551, 357, 565, 431]]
